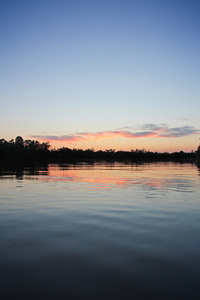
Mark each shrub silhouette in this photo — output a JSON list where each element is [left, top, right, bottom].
[[0, 136, 197, 162]]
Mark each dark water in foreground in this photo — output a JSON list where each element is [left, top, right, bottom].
[[0, 162, 200, 299]]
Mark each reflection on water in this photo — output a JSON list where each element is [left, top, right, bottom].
[[0, 162, 200, 299]]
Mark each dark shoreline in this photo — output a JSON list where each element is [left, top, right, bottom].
[[1, 136, 199, 166]]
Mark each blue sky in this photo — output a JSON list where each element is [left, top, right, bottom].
[[1, 0, 200, 151]]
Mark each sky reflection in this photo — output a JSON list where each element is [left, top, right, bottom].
[[0, 162, 198, 193], [1, 162, 200, 299]]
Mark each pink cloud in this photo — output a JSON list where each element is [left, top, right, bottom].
[[30, 124, 199, 143]]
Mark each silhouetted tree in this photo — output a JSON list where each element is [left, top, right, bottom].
[[0, 136, 197, 162], [15, 136, 24, 145], [196, 145, 200, 161]]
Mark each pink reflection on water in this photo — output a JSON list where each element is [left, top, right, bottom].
[[30, 162, 196, 191]]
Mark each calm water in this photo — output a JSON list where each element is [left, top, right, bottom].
[[0, 162, 200, 299]]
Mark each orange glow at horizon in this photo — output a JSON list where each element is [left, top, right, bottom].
[[30, 125, 199, 153], [42, 135, 198, 153]]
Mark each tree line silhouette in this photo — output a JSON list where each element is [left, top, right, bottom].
[[0, 136, 199, 163]]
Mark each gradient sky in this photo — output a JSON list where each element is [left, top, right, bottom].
[[1, 0, 200, 152]]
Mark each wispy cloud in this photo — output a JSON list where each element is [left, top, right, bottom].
[[30, 124, 199, 143]]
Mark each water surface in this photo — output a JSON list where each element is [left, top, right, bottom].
[[0, 162, 200, 299]]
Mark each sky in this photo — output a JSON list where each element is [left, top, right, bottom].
[[1, 0, 200, 152]]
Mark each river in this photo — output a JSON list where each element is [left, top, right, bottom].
[[0, 162, 200, 299]]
